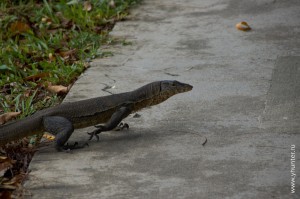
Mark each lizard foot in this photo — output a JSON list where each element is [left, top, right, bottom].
[[87, 127, 103, 141], [57, 142, 89, 152], [115, 122, 129, 131]]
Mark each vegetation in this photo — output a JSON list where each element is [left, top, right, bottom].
[[0, 0, 139, 196], [0, 0, 138, 117]]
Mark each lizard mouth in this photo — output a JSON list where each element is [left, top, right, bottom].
[[159, 80, 193, 95], [184, 84, 193, 92], [179, 83, 193, 93]]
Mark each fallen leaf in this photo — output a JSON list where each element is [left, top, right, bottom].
[[10, 21, 31, 34], [61, 19, 74, 29], [57, 48, 77, 59], [41, 17, 52, 25], [0, 156, 8, 160], [236, 21, 251, 31], [109, 0, 116, 8], [83, 1, 92, 11], [24, 72, 50, 81], [48, 53, 55, 62], [46, 84, 69, 94], [23, 90, 31, 98], [43, 132, 55, 141], [0, 190, 12, 198], [0, 112, 21, 125], [0, 156, 14, 172], [55, 12, 74, 30], [3, 173, 25, 185], [83, 62, 90, 69]]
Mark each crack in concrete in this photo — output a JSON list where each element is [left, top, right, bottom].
[[99, 74, 117, 95], [164, 72, 180, 77]]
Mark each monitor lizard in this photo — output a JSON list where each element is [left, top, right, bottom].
[[0, 80, 192, 151]]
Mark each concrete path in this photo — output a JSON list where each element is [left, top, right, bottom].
[[25, 0, 300, 198]]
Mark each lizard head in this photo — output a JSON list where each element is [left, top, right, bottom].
[[142, 80, 193, 106], [160, 80, 193, 96], [132, 80, 193, 110], [159, 80, 193, 99]]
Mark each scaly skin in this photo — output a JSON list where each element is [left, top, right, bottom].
[[0, 80, 193, 150]]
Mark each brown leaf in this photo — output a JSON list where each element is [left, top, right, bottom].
[[0, 156, 14, 172], [61, 19, 74, 29], [83, 1, 92, 11], [0, 190, 12, 199], [56, 12, 74, 29], [24, 72, 50, 82], [10, 21, 31, 34], [47, 28, 58, 35], [0, 112, 21, 125], [48, 53, 55, 62], [46, 84, 69, 94], [109, 0, 116, 8], [3, 173, 25, 185], [41, 17, 52, 25], [236, 21, 251, 31], [62, 33, 70, 41], [0, 156, 9, 160], [43, 132, 55, 141], [83, 62, 90, 69], [57, 48, 77, 59], [23, 90, 31, 98]]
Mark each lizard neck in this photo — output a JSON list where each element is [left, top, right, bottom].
[[130, 82, 171, 112]]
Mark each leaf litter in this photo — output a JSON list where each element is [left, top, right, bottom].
[[0, 0, 140, 197]]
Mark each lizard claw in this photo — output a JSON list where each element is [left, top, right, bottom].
[[87, 129, 101, 141], [88, 132, 99, 141], [57, 142, 89, 152], [115, 122, 129, 131]]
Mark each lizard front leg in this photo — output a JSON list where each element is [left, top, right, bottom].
[[43, 116, 86, 151], [88, 105, 132, 141]]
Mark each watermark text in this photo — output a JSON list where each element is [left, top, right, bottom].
[[291, 144, 296, 194]]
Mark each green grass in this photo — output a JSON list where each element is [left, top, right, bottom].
[[0, 1, 139, 194], [0, 0, 139, 117]]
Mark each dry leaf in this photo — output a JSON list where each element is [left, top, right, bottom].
[[236, 21, 251, 31], [0, 156, 9, 160], [41, 17, 47, 23], [83, 62, 90, 69], [83, 1, 92, 11], [3, 173, 25, 185], [23, 90, 31, 98], [0, 190, 12, 198], [48, 53, 55, 62], [41, 17, 52, 25], [109, 0, 116, 8], [25, 72, 50, 81], [47, 84, 69, 94], [43, 132, 55, 141], [0, 112, 21, 125], [10, 21, 31, 34], [58, 48, 77, 59], [0, 156, 14, 172]]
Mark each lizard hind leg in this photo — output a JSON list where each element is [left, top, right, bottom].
[[43, 116, 86, 151]]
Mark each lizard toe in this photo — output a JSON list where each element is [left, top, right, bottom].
[[115, 122, 129, 131], [87, 131, 100, 141], [57, 142, 87, 152]]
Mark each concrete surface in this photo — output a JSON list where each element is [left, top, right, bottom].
[[25, 0, 300, 198]]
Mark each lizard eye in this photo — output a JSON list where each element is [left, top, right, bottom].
[[171, 81, 177, 86]]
